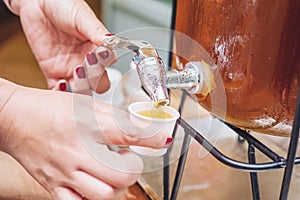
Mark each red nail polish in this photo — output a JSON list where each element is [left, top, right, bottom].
[[76, 66, 86, 79], [105, 33, 115, 37], [59, 82, 67, 91], [118, 149, 130, 155], [165, 137, 173, 147], [86, 52, 98, 65], [98, 50, 109, 59]]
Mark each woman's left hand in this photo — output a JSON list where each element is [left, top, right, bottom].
[[17, 0, 110, 91]]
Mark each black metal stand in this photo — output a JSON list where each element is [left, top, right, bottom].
[[248, 143, 260, 200], [163, 2, 300, 198], [163, 89, 300, 200], [280, 89, 300, 200]]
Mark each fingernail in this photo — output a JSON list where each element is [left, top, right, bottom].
[[164, 137, 173, 147], [59, 82, 67, 91], [76, 66, 86, 79], [105, 33, 115, 37], [118, 149, 130, 155], [86, 52, 98, 65], [98, 50, 109, 59]]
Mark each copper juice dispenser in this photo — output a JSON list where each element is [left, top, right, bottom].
[[174, 0, 300, 136]]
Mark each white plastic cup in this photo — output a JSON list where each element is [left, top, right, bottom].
[[93, 68, 124, 106], [128, 101, 180, 156]]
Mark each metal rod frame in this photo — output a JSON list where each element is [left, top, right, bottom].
[[163, 89, 300, 200], [248, 143, 260, 200], [163, 2, 300, 199]]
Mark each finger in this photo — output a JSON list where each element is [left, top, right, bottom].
[[94, 46, 117, 67], [75, 96, 173, 149], [85, 48, 114, 94], [85, 51, 110, 93], [71, 171, 120, 200], [74, 0, 109, 45], [93, 46, 117, 93], [53, 79, 69, 92], [47, 78, 60, 90], [109, 120, 173, 149], [72, 65, 92, 95], [115, 189, 127, 200], [79, 147, 143, 188], [53, 186, 82, 200], [93, 103, 174, 149]]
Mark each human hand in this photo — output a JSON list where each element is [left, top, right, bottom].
[[0, 82, 171, 199], [71, 45, 116, 96], [13, 0, 110, 90]]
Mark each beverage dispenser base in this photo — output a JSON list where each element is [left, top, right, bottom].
[[162, 89, 300, 200]]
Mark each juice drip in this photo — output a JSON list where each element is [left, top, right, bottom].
[[153, 99, 169, 108]]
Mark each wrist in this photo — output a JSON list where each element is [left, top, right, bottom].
[[0, 78, 18, 152], [0, 78, 18, 113]]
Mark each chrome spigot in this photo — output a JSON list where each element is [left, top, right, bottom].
[[165, 61, 215, 98], [103, 35, 215, 106], [103, 34, 169, 107]]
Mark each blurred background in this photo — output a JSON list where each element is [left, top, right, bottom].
[[0, 0, 48, 89]]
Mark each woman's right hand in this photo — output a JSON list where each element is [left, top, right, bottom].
[[0, 81, 171, 200]]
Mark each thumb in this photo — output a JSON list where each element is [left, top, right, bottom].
[[97, 107, 175, 149], [75, 1, 110, 45]]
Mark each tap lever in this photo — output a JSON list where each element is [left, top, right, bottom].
[[103, 34, 152, 54]]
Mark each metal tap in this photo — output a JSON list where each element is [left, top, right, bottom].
[[103, 35, 214, 106]]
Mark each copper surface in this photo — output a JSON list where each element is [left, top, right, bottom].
[[175, 0, 300, 136]]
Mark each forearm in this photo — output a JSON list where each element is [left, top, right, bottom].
[[0, 78, 18, 152]]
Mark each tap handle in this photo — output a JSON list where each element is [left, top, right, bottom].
[[103, 34, 150, 53]]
